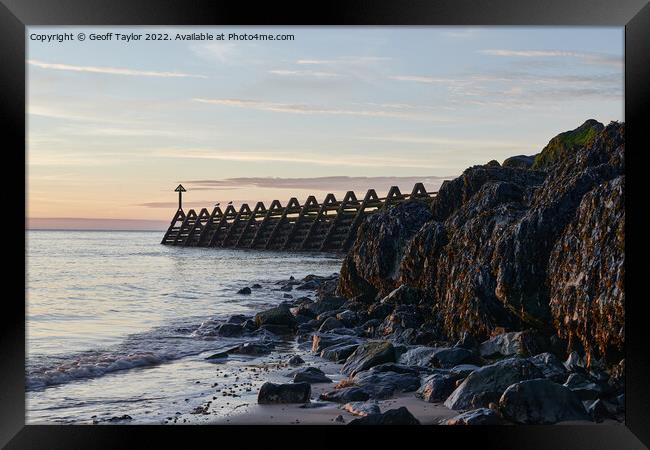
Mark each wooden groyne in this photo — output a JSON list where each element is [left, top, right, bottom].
[[161, 183, 437, 253]]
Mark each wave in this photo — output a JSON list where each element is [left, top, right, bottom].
[[26, 315, 260, 391]]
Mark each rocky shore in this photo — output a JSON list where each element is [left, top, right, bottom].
[[158, 119, 625, 426]]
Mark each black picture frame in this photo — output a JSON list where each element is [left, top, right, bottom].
[[3, 0, 649, 448]]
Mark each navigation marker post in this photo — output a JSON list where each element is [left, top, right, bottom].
[[175, 184, 186, 210]]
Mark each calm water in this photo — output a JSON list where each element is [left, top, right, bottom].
[[26, 230, 342, 423]]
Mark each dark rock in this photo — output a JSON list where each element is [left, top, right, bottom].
[[455, 331, 479, 350], [106, 415, 133, 422], [251, 283, 262, 289], [321, 343, 360, 363], [291, 366, 332, 384], [479, 330, 546, 359], [431, 347, 475, 369], [338, 201, 434, 299], [529, 352, 568, 382], [376, 305, 424, 342], [232, 342, 274, 356], [283, 293, 293, 299], [449, 364, 481, 377], [304, 296, 347, 316], [311, 334, 360, 354], [294, 315, 311, 325], [502, 155, 535, 169], [367, 303, 394, 321], [279, 284, 293, 292], [564, 351, 587, 372], [334, 414, 345, 423], [341, 401, 380, 417], [336, 310, 358, 327], [348, 407, 420, 425], [381, 285, 420, 305], [205, 350, 230, 361], [587, 399, 610, 423], [319, 317, 345, 332], [445, 357, 542, 410], [254, 304, 297, 329], [237, 287, 252, 295], [369, 363, 423, 375], [499, 378, 589, 424], [486, 159, 501, 167], [317, 279, 338, 299], [258, 382, 311, 404], [288, 355, 304, 366], [445, 408, 504, 425], [563, 373, 603, 401], [216, 323, 244, 337], [352, 370, 421, 399], [417, 373, 460, 402], [342, 341, 396, 377], [319, 387, 370, 403], [241, 319, 257, 331], [397, 346, 439, 367], [227, 314, 249, 324], [296, 280, 320, 290]]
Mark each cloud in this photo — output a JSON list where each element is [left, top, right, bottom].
[[28, 59, 207, 78], [359, 135, 530, 150], [269, 69, 341, 78], [138, 200, 227, 209], [183, 176, 452, 194], [153, 148, 452, 169], [389, 75, 460, 84], [296, 56, 391, 65], [192, 98, 449, 122], [479, 49, 622, 68]]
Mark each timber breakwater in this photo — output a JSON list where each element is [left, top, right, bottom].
[[161, 183, 436, 252]]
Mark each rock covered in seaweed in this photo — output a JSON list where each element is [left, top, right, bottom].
[[548, 175, 625, 364], [335, 120, 625, 363], [338, 200, 433, 300]]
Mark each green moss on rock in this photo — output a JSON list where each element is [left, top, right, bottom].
[[532, 119, 604, 170]]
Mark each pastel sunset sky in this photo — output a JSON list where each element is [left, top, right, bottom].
[[27, 26, 623, 230]]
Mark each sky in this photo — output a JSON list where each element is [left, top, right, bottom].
[[26, 26, 624, 230]]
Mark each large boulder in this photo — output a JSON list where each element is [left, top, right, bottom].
[[352, 369, 421, 399], [398, 346, 440, 367], [548, 176, 625, 364], [499, 379, 589, 424], [416, 373, 460, 403], [320, 343, 360, 363], [430, 347, 475, 369], [311, 333, 359, 354], [254, 304, 297, 329], [338, 201, 434, 299], [258, 382, 311, 404], [342, 341, 396, 377], [478, 330, 546, 359], [528, 352, 568, 382], [444, 357, 542, 410], [348, 407, 420, 425]]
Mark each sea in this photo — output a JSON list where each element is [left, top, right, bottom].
[[26, 230, 342, 424]]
